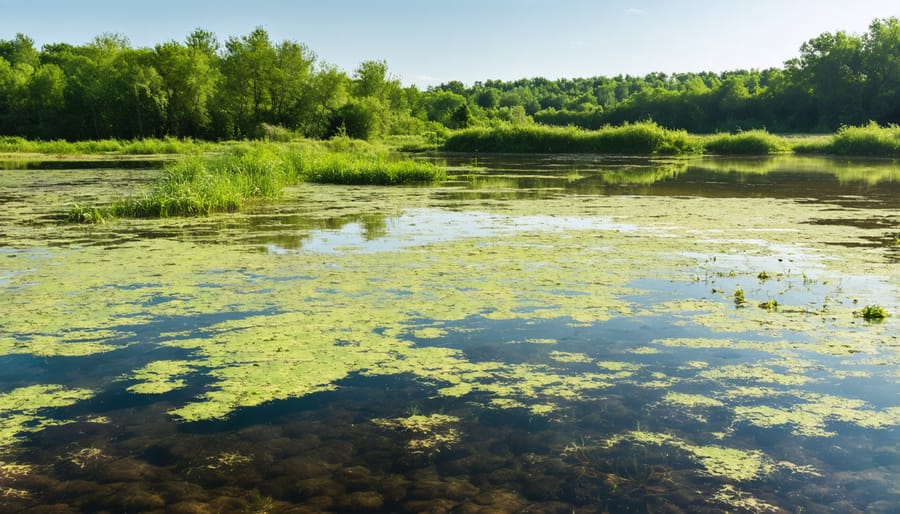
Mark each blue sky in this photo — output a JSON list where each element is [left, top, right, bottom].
[[2, 0, 898, 87]]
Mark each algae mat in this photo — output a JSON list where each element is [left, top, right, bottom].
[[0, 156, 898, 512]]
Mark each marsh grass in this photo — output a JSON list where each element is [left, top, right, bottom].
[[0, 136, 214, 155], [443, 122, 701, 155], [73, 143, 445, 220], [703, 130, 791, 155], [794, 122, 900, 157], [301, 152, 446, 185]]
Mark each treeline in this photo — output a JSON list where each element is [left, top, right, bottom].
[[1, 18, 898, 141]]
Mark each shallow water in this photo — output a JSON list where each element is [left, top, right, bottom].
[[0, 154, 898, 513]]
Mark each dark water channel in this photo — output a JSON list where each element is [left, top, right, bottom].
[[0, 154, 898, 513]]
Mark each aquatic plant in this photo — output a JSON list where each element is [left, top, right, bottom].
[[300, 152, 446, 185], [703, 130, 791, 155], [733, 288, 746, 306], [442, 121, 702, 155], [69, 144, 445, 220], [758, 299, 778, 310], [795, 122, 900, 157], [858, 304, 887, 320]]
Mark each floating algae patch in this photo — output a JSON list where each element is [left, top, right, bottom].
[[733, 393, 900, 437], [602, 430, 784, 482], [0, 385, 95, 448], [126, 360, 195, 394]]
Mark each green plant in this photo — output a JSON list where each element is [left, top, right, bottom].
[[758, 299, 778, 311], [733, 288, 746, 306], [858, 305, 887, 320], [703, 130, 791, 155]]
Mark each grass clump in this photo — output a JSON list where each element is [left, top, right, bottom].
[[857, 305, 887, 321], [72, 143, 445, 220], [795, 122, 900, 157], [443, 122, 701, 155], [300, 152, 445, 185], [703, 130, 791, 155]]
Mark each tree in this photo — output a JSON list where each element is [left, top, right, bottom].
[[222, 27, 278, 136]]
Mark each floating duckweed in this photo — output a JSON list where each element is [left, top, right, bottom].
[[661, 391, 725, 409], [127, 360, 195, 395], [0, 385, 95, 448], [411, 327, 448, 339], [698, 364, 813, 386], [733, 393, 899, 437], [604, 430, 778, 481]]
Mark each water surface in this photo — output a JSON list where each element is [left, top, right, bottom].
[[1, 155, 898, 513]]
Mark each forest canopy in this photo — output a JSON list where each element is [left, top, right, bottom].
[[0, 17, 898, 141]]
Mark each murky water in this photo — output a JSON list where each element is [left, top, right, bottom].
[[1, 154, 898, 513]]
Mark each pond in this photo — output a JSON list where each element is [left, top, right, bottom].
[[1, 154, 898, 513]]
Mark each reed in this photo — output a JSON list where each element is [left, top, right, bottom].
[[72, 144, 445, 220], [442, 122, 701, 155], [794, 122, 900, 157], [702, 130, 791, 155]]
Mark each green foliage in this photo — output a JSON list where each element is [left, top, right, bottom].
[[703, 130, 791, 155], [0, 135, 211, 154], [443, 122, 701, 155], [300, 152, 446, 185], [2, 17, 900, 143], [826, 122, 900, 156], [858, 304, 887, 320], [70, 143, 445, 220]]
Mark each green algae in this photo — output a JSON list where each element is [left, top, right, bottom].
[[127, 360, 195, 395], [0, 385, 96, 450], [603, 430, 780, 482]]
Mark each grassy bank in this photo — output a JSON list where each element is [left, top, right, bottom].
[[442, 122, 900, 157], [443, 122, 701, 155], [794, 122, 900, 157], [69, 144, 445, 221]]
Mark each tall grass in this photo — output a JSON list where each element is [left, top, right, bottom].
[[0, 136, 214, 155], [300, 152, 446, 185], [443, 122, 701, 155], [702, 130, 791, 155], [70, 144, 445, 220], [794, 122, 900, 157]]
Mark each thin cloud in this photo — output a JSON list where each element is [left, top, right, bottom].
[[625, 8, 647, 15]]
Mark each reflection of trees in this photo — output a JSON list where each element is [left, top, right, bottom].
[[690, 156, 900, 184], [242, 212, 390, 250]]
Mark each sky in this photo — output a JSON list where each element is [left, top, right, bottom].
[[2, 0, 898, 88]]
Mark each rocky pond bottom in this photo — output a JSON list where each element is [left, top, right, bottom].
[[0, 155, 898, 513]]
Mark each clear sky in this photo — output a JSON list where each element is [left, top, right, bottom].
[[2, 0, 898, 88]]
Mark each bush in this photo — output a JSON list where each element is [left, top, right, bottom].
[[703, 130, 790, 155], [442, 122, 701, 155], [795, 122, 900, 157]]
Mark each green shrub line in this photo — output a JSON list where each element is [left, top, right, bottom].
[[67, 144, 445, 221], [442, 122, 701, 155], [441, 121, 900, 157]]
